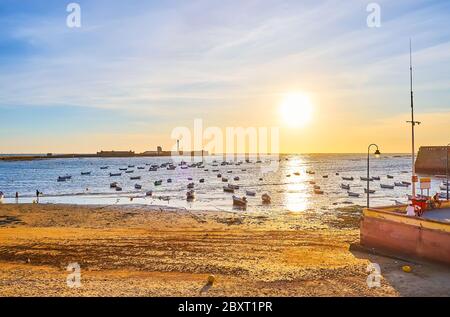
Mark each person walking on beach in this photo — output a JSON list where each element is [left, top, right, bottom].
[[15, 192, 19, 203]]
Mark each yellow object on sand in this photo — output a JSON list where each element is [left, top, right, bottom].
[[402, 265, 412, 273], [207, 275, 215, 284]]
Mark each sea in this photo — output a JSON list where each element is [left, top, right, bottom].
[[0, 154, 447, 212]]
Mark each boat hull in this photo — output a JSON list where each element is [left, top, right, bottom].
[[360, 206, 450, 265]]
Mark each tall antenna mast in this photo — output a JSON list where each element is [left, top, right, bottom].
[[406, 39, 420, 197]]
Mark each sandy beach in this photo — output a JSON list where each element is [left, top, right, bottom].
[[0, 203, 449, 297]]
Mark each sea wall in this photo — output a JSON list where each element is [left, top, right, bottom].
[[415, 146, 450, 175]]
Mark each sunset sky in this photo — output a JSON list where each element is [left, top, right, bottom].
[[1, 0, 449, 154]]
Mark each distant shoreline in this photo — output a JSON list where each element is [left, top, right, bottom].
[[0, 153, 412, 162]]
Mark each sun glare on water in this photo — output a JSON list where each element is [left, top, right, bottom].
[[279, 93, 314, 128]]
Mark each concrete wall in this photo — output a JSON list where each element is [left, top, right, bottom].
[[415, 146, 450, 174]]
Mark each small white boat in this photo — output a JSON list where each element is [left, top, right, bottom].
[[246, 190, 256, 196], [395, 182, 409, 187], [347, 191, 360, 197], [340, 183, 350, 190], [134, 184, 142, 190], [262, 193, 271, 203], [232, 195, 247, 207]]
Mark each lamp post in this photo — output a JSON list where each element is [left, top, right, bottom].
[[367, 144, 381, 208], [447, 143, 450, 200]]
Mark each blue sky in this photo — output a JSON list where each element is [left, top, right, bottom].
[[0, 0, 449, 153]]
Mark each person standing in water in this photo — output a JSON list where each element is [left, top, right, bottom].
[[15, 192, 19, 203]]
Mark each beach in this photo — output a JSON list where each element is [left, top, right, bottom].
[[1, 203, 449, 297]]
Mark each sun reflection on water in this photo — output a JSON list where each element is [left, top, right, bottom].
[[283, 157, 311, 212]]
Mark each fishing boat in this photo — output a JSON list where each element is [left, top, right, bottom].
[[146, 190, 153, 197], [199, 178, 205, 183], [137, 167, 145, 170], [187, 182, 195, 189], [115, 186, 122, 191], [186, 190, 195, 200], [387, 175, 394, 179], [57, 176, 68, 182], [402, 181, 412, 186], [342, 176, 354, 181], [81, 172, 91, 176], [149, 167, 158, 172], [228, 184, 239, 190], [110, 182, 118, 188], [380, 184, 394, 189], [167, 178, 172, 183], [262, 193, 271, 203], [364, 188, 376, 194], [222, 177, 228, 182], [154, 180, 162, 186], [128, 165, 135, 168], [187, 177, 193, 181], [286, 174, 291, 177], [119, 168, 127, 171], [372, 176, 381, 181], [109, 173, 121, 177], [100, 166, 109, 170], [125, 170, 134, 174], [314, 189, 324, 195], [348, 191, 360, 197], [130, 176, 141, 180], [360, 177, 373, 181], [294, 172, 300, 176], [394, 182, 409, 187], [246, 190, 256, 196], [167, 165, 176, 170], [323, 175, 328, 178], [217, 174, 222, 178], [232, 195, 247, 207], [223, 186, 235, 193], [134, 184, 142, 190], [340, 183, 350, 190], [234, 176, 240, 181]]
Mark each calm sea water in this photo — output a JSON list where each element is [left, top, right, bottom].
[[0, 154, 446, 212]]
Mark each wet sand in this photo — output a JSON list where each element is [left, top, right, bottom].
[[0, 203, 449, 297]]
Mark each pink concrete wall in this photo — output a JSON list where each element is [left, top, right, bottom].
[[360, 216, 450, 265]]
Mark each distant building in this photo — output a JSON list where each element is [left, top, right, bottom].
[[97, 150, 135, 157]]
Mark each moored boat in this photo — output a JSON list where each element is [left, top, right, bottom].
[[232, 195, 247, 207], [134, 184, 142, 190], [340, 183, 350, 190], [348, 191, 360, 197], [246, 190, 256, 196], [342, 176, 354, 181], [380, 184, 394, 189]]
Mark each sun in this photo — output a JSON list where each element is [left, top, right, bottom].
[[279, 93, 314, 127]]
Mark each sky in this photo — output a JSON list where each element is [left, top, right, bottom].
[[0, 0, 449, 154]]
